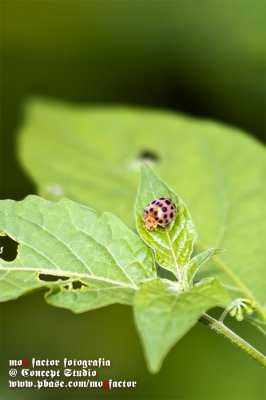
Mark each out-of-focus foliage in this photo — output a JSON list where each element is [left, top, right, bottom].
[[1, 1, 265, 199]]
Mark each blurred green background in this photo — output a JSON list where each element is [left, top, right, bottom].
[[1, 1, 265, 399]]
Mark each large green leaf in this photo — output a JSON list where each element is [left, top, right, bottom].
[[18, 101, 266, 331], [135, 164, 196, 278], [134, 277, 230, 373], [0, 196, 155, 312]]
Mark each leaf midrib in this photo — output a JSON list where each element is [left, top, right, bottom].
[[0, 266, 137, 290], [2, 209, 138, 288]]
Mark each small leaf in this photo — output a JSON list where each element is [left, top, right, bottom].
[[185, 248, 225, 286], [0, 196, 156, 312], [135, 164, 197, 278], [134, 277, 230, 373]]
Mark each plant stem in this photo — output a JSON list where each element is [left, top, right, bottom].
[[200, 313, 266, 368]]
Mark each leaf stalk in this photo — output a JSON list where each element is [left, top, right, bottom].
[[200, 313, 266, 368]]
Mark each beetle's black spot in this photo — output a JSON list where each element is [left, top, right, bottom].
[[156, 202, 160, 205], [152, 200, 156, 204], [145, 210, 148, 213], [170, 212, 174, 218], [162, 206, 167, 212], [165, 199, 171, 205], [165, 219, 169, 224], [159, 219, 163, 224], [159, 197, 165, 200], [154, 211, 158, 216], [150, 207, 154, 212], [171, 206, 174, 209], [164, 214, 168, 219], [155, 217, 159, 221]]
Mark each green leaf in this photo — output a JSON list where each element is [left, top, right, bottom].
[[134, 277, 230, 373], [185, 248, 225, 286], [18, 101, 266, 332], [0, 196, 156, 312], [135, 164, 197, 278]]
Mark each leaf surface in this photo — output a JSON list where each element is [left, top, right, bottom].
[[0, 196, 156, 312], [134, 277, 230, 373]]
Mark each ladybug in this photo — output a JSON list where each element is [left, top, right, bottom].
[[142, 197, 177, 231]]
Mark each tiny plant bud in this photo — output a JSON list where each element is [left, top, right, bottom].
[[220, 298, 257, 324]]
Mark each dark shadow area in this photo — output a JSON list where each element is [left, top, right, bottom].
[[137, 150, 160, 163], [38, 274, 70, 282], [0, 235, 19, 261], [62, 281, 88, 290], [156, 263, 177, 281]]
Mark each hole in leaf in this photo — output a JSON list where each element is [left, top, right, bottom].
[[64, 281, 88, 290], [72, 280, 88, 289], [0, 235, 19, 261], [138, 150, 160, 163], [38, 274, 70, 282]]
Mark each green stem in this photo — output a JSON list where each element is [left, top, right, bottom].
[[200, 313, 266, 368]]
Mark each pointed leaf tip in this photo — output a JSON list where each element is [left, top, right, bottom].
[[134, 277, 230, 373]]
